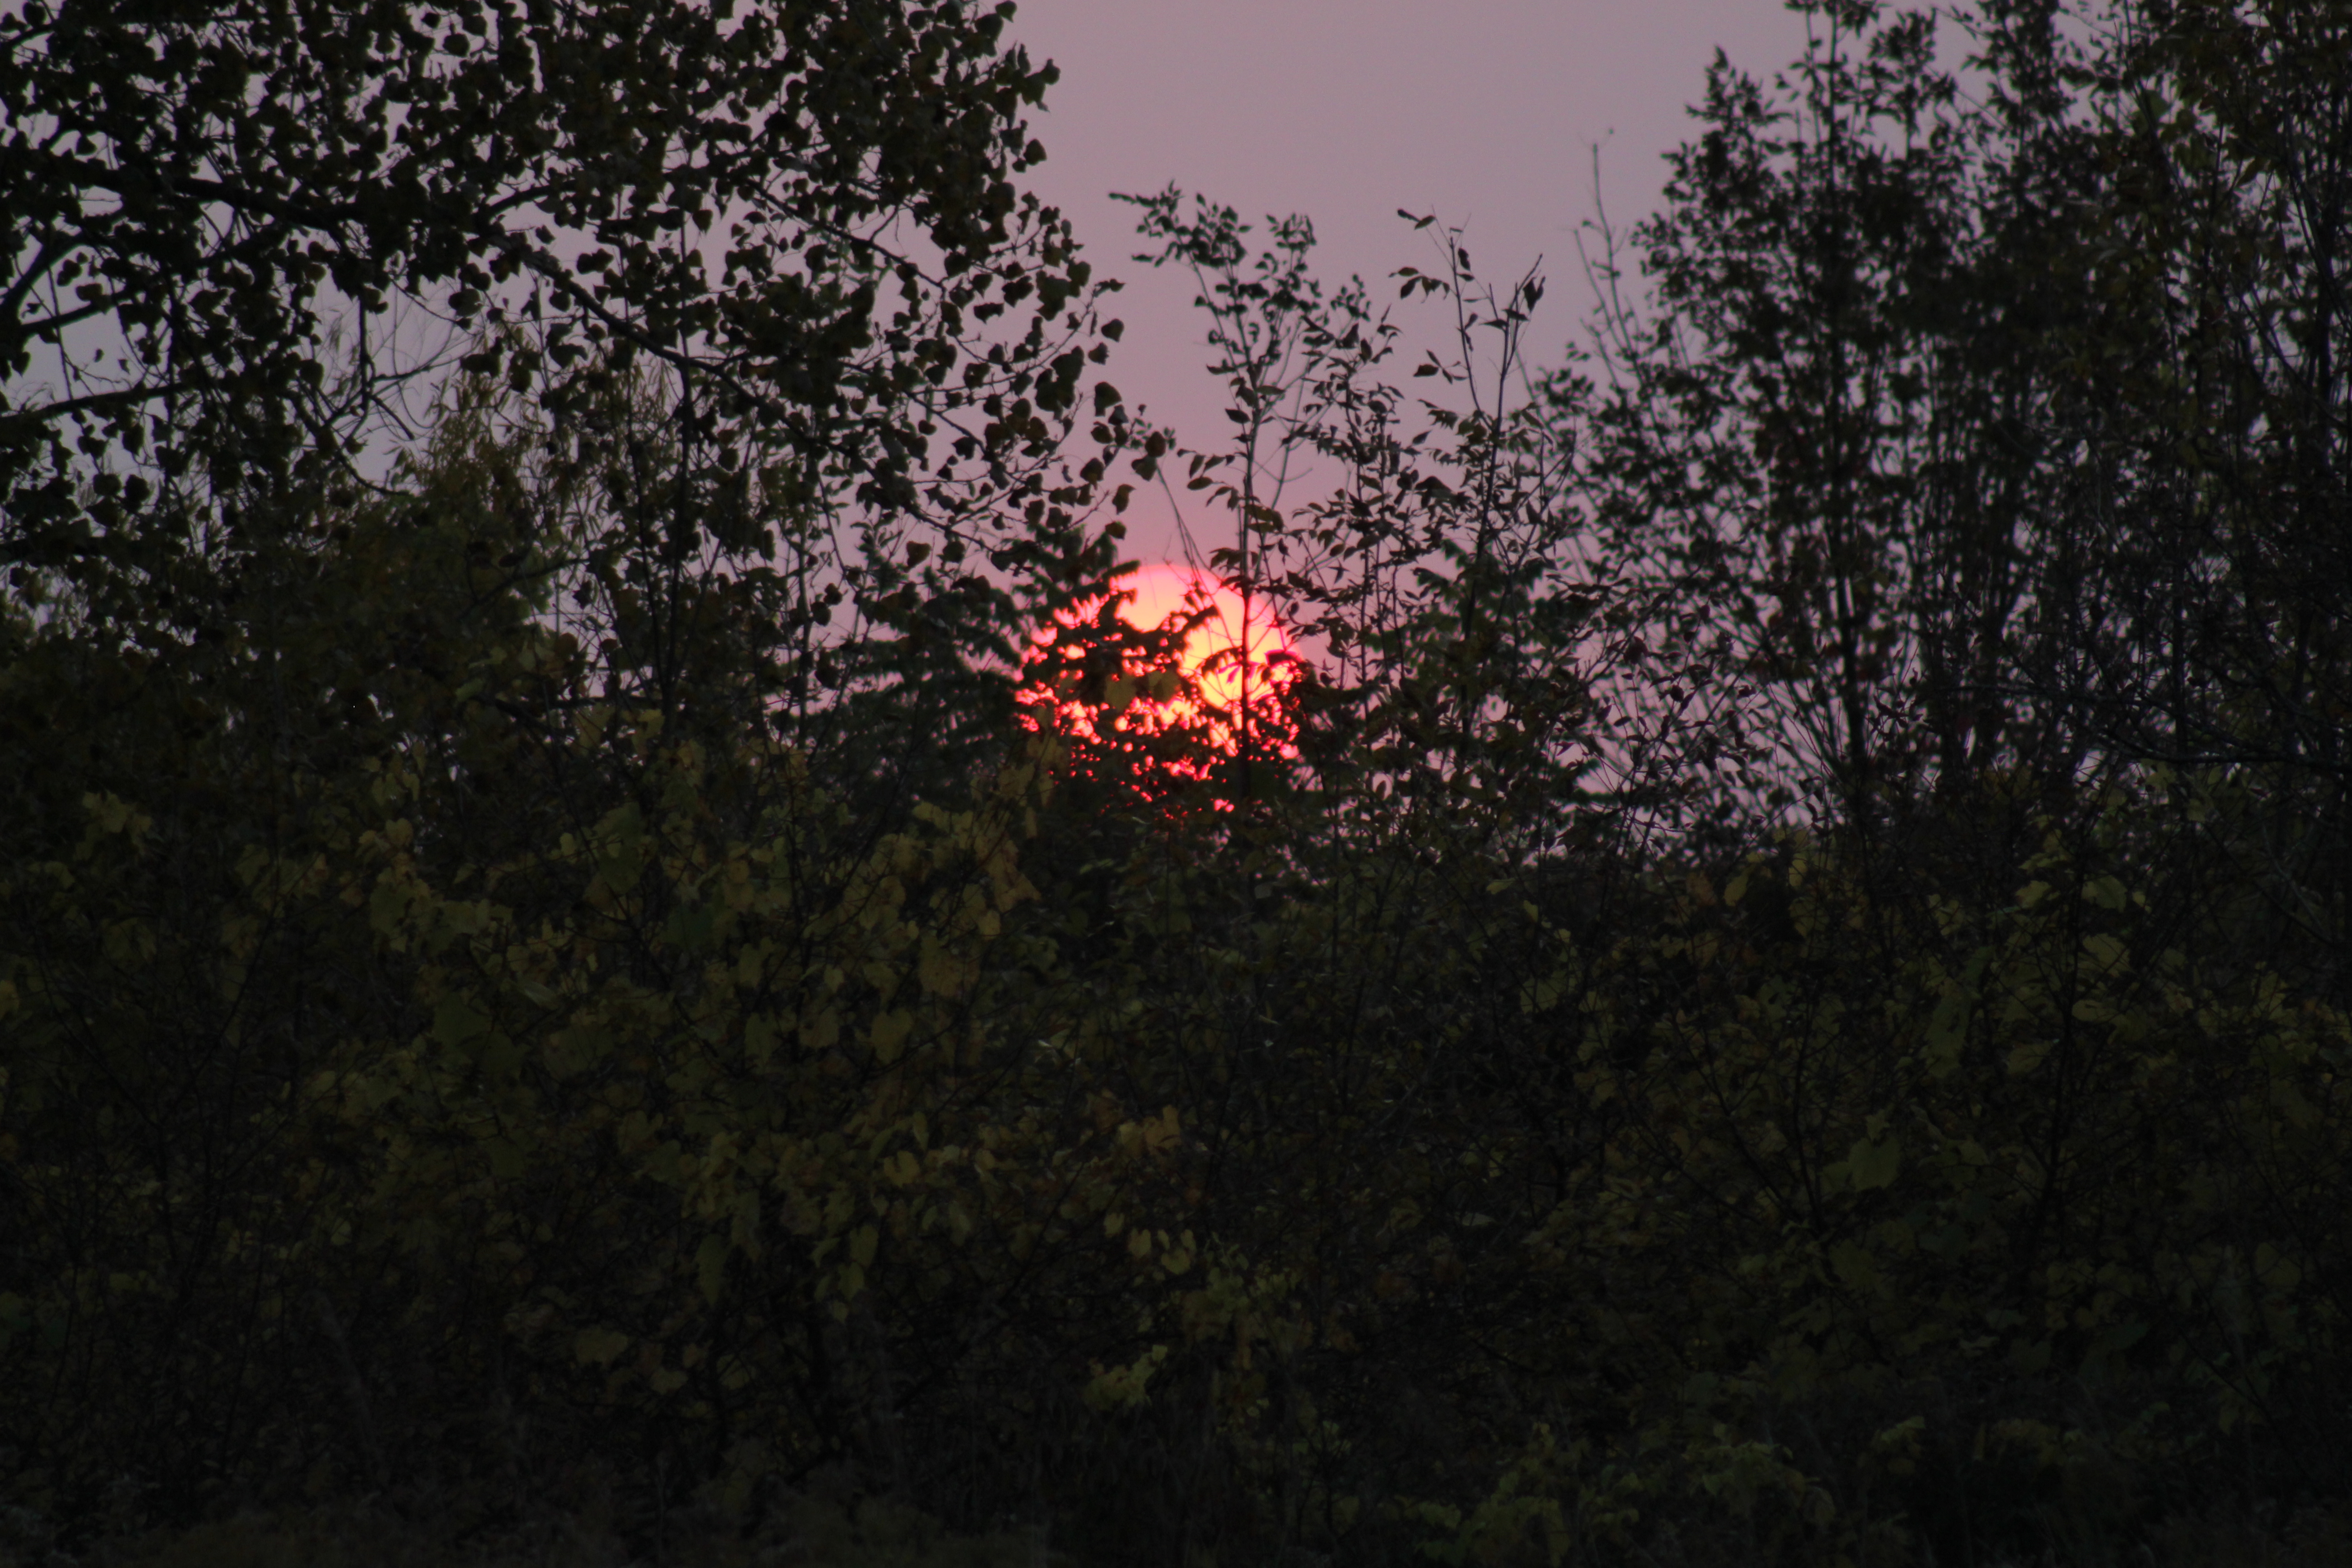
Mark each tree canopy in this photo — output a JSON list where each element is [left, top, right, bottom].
[[5, 3, 2352, 1566]]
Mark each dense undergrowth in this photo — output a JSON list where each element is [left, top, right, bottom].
[[8, 544, 2351, 1564]]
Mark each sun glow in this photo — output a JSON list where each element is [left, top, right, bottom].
[[1021, 563, 1300, 783]]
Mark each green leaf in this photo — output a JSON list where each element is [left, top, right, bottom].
[[1848, 1130, 1901, 1191], [1924, 987, 1971, 1080], [432, 994, 491, 1049], [696, 1235, 730, 1306]]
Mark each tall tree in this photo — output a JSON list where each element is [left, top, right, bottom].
[[1557, 0, 2352, 850], [1558, 0, 2016, 816], [0, 0, 1128, 795], [0, 0, 1141, 1527], [2057, 0, 2352, 946], [1113, 189, 1611, 852]]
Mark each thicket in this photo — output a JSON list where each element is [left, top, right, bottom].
[[4, 1, 2350, 1565]]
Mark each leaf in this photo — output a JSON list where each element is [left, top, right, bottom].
[[1831, 1240, 1881, 1290], [575, 1326, 631, 1366], [696, 1235, 730, 1306], [2255, 1244, 2303, 1294], [595, 803, 647, 894], [432, 994, 491, 1049], [1848, 1129, 1901, 1191], [869, 1009, 914, 1063], [1083, 1344, 1168, 1410], [1925, 989, 1971, 1079]]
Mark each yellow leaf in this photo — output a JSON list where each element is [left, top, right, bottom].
[[869, 1009, 913, 1063], [2082, 932, 2129, 971], [2083, 875, 2129, 910], [83, 791, 136, 835], [1142, 1104, 1182, 1154], [575, 1326, 630, 1366], [1082, 1344, 1168, 1411], [917, 941, 973, 999]]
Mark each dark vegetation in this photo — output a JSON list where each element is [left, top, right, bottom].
[[4, 0, 2350, 1563]]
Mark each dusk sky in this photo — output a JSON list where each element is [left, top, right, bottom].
[[1004, 0, 1814, 561]]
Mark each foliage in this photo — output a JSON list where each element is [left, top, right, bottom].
[[1111, 188, 1625, 847], [1551, 0, 2352, 847], [2, 1491, 1058, 1566], [6, 1, 2352, 1566], [0, 0, 1083, 535], [0, 450, 1196, 1530], [978, 765, 2352, 1566], [0, 0, 1141, 818]]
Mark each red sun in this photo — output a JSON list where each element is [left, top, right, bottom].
[[1021, 563, 1300, 787]]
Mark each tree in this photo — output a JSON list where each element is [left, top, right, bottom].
[[1555, 1, 2043, 818], [1113, 188, 1613, 852], [1557, 0, 2352, 860], [0, 0, 1134, 799], [2049, 0, 2352, 981], [0, 0, 1146, 1532], [15, 1, 2352, 1560]]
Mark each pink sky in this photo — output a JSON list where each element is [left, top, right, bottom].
[[1005, 0, 1812, 560]]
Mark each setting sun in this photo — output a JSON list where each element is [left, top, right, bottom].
[[1021, 563, 1299, 783]]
